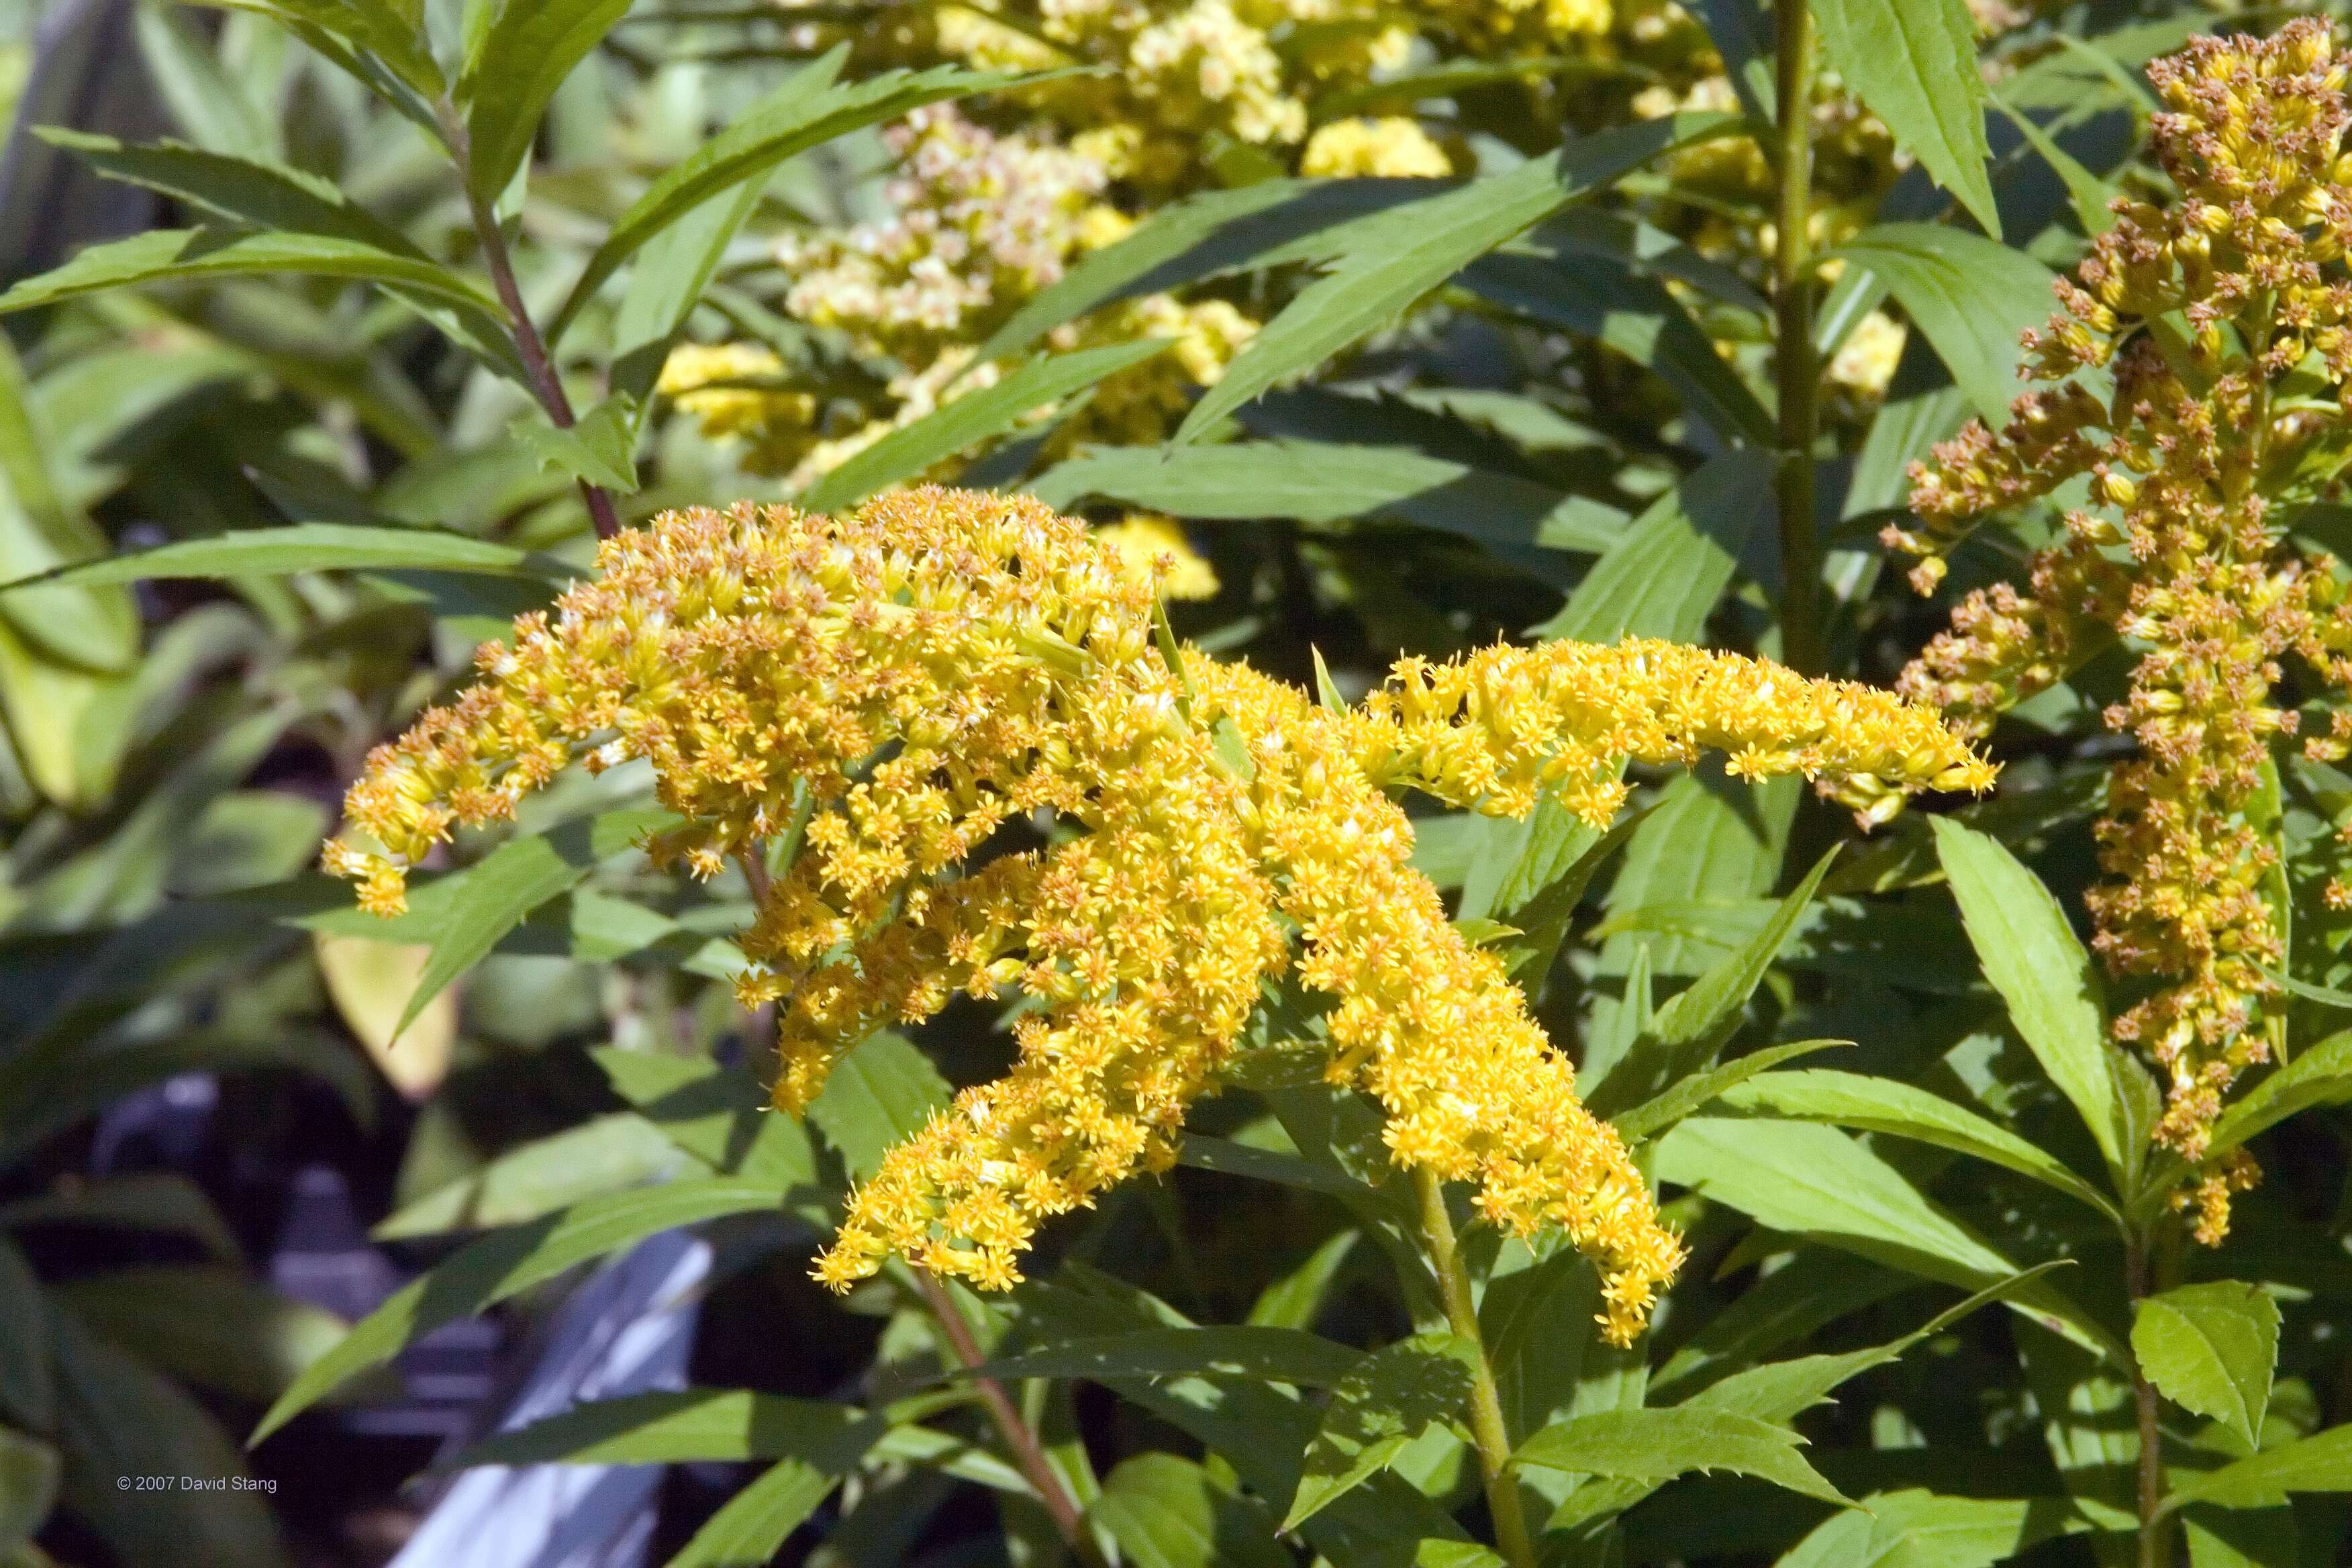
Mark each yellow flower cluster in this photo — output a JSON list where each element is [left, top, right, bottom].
[[326, 489, 1990, 1342], [1301, 115, 1455, 179], [1888, 21, 2352, 1210], [1093, 512, 1222, 600]]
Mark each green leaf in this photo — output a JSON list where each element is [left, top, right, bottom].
[[0, 1425, 58, 1551], [663, 1437, 886, 1568], [1457, 248, 1773, 446], [1283, 1333, 1477, 1530], [2205, 1030, 2352, 1159], [1715, 1068, 2118, 1217], [0, 346, 137, 675], [1174, 113, 1738, 443], [1832, 226, 2061, 424], [2132, 1282, 2280, 1449], [38, 129, 425, 254], [250, 1176, 783, 1442], [1248, 1230, 1359, 1330], [442, 1389, 877, 1467], [206, 0, 446, 101], [0, 1175, 241, 1265], [458, 0, 636, 204], [1932, 818, 2128, 1185], [552, 57, 1038, 344], [2165, 1424, 2352, 1513], [609, 181, 772, 409], [1091, 1453, 1291, 1568], [0, 522, 547, 592], [592, 1049, 816, 1191], [0, 227, 501, 317], [1587, 846, 1839, 1118], [0, 1241, 52, 1433], [1031, 439, 1624, 560], [1512, 1406, 1845, 1506], [1990, 93, 2119, 236], [801, 340, 1173, 513], [805, 1031, 951, 1180], [52, 1266, 350, 1406], [134, 4, 280, 161], [975, 178, 1427, 367], [1777, 1488, 2082, 1568], [1611, 1038, 1847, 1143], [390, 806, 678, 1041], [1654, 1118, 2122, 1361], [967, 1326, 1364, 1389], [512, 397, 640, 493], [1531, 446, 1770, 644], [371, 1114, 687, 1238], [1812, 0, 2000, 236]]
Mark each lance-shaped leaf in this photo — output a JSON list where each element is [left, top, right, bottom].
[[1832, 226, 2061, 424], [1813, 0, 2000, 235], [1283, 1334, 1478, 1530], [0, 228, 501, 317], [1714, 1068, 2118, 1217], [1933, 818, 2129, 1187], [801, 339, 1173, 513], [1092, 1453, 1293, 1568], [250, 1177, 785, 1441], [964, 1326, 1365, 1390], [1654, 1117, 2124, 1363], [2132, 1281, 2279, 1449], [1612, 1039, 1849, 1143], [2204, 1030, 2352, 1159], [0, 522, 550, 591], [440, 1389, 881, 1468], [458, 0, 637, 203], [2162, 1424, 2352, 1514], [1173, 112, 1738, 444], [1534, 445, 1773, 646]]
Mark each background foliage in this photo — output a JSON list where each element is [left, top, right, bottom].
[[4, 0, 2352, 1565]]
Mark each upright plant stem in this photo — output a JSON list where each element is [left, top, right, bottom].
[[1413, 1166, 1538, 1568], [2124, 1228, 2170, 1568], [437, 104, 622, 542], [912, 1269, 1107, 1567], [1771, 0, 1824, 677]]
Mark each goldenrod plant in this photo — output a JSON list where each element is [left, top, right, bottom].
[[12, 1, 2352, 1567]]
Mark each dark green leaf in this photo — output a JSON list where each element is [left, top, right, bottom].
[[0, 1240, 52, 1432], [1175, 113, 1738, 442], [1283, 1333, 1477, 1530], [371, 1114, 687, 1238], [802, 339, 1173, 513], [2206, 1031, 2352, 1159], [0, 1424, 58, 1551], [2165, 1424, 2352, 1513], [52, 1266, 349, 1405], [443, 1389, 877, 1467], [0, 522, 547, 591], [592, 1049, 816, 1191], [1832, 225, 2061, 424], [966, 1326, 1363, 1389], [1531, 446, 1770, 643], [805, 1031, 951, 1180]]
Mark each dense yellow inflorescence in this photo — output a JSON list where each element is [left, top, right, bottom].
[[328, 490, 1990, 1342], [1888, 22, 2352, 1230]]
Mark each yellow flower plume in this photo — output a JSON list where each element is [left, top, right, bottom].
[[327, 489, 1991, 1344]]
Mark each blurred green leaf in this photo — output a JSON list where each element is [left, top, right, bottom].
[[513, 396, 640, 493], [2132, 1282, 2279, 1449], [967, 1326, 1363, 1389], [1813, 0, 1999, 235], [442, 1388, 880, 1467], [0, 332, 138, 674], [0, 1241, 52, 1434], [252, 1176, 785, 1441], [54, 1266, 350, 1406], [372, 1113, 687, 1238], [0, 227, 501, 317], [0, 1425, 58, 1551], [593, 1049, 816, 1191], [0, 522, 548, 591], [0, 1174, 242, 1265]]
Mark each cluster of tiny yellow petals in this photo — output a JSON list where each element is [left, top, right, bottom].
[[1093, 513, 1222, 601], [329, 489, 1990, 1343], [1301, 116, 1455, 179], [1892, 22, 2352, 1197]]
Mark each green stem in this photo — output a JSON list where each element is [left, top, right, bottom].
[[1772, 0, 1824, 676], [436, 101, 622, 543], [2124, 1228, 2171, 1568], [1413, 1166, 1538, 1568]]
